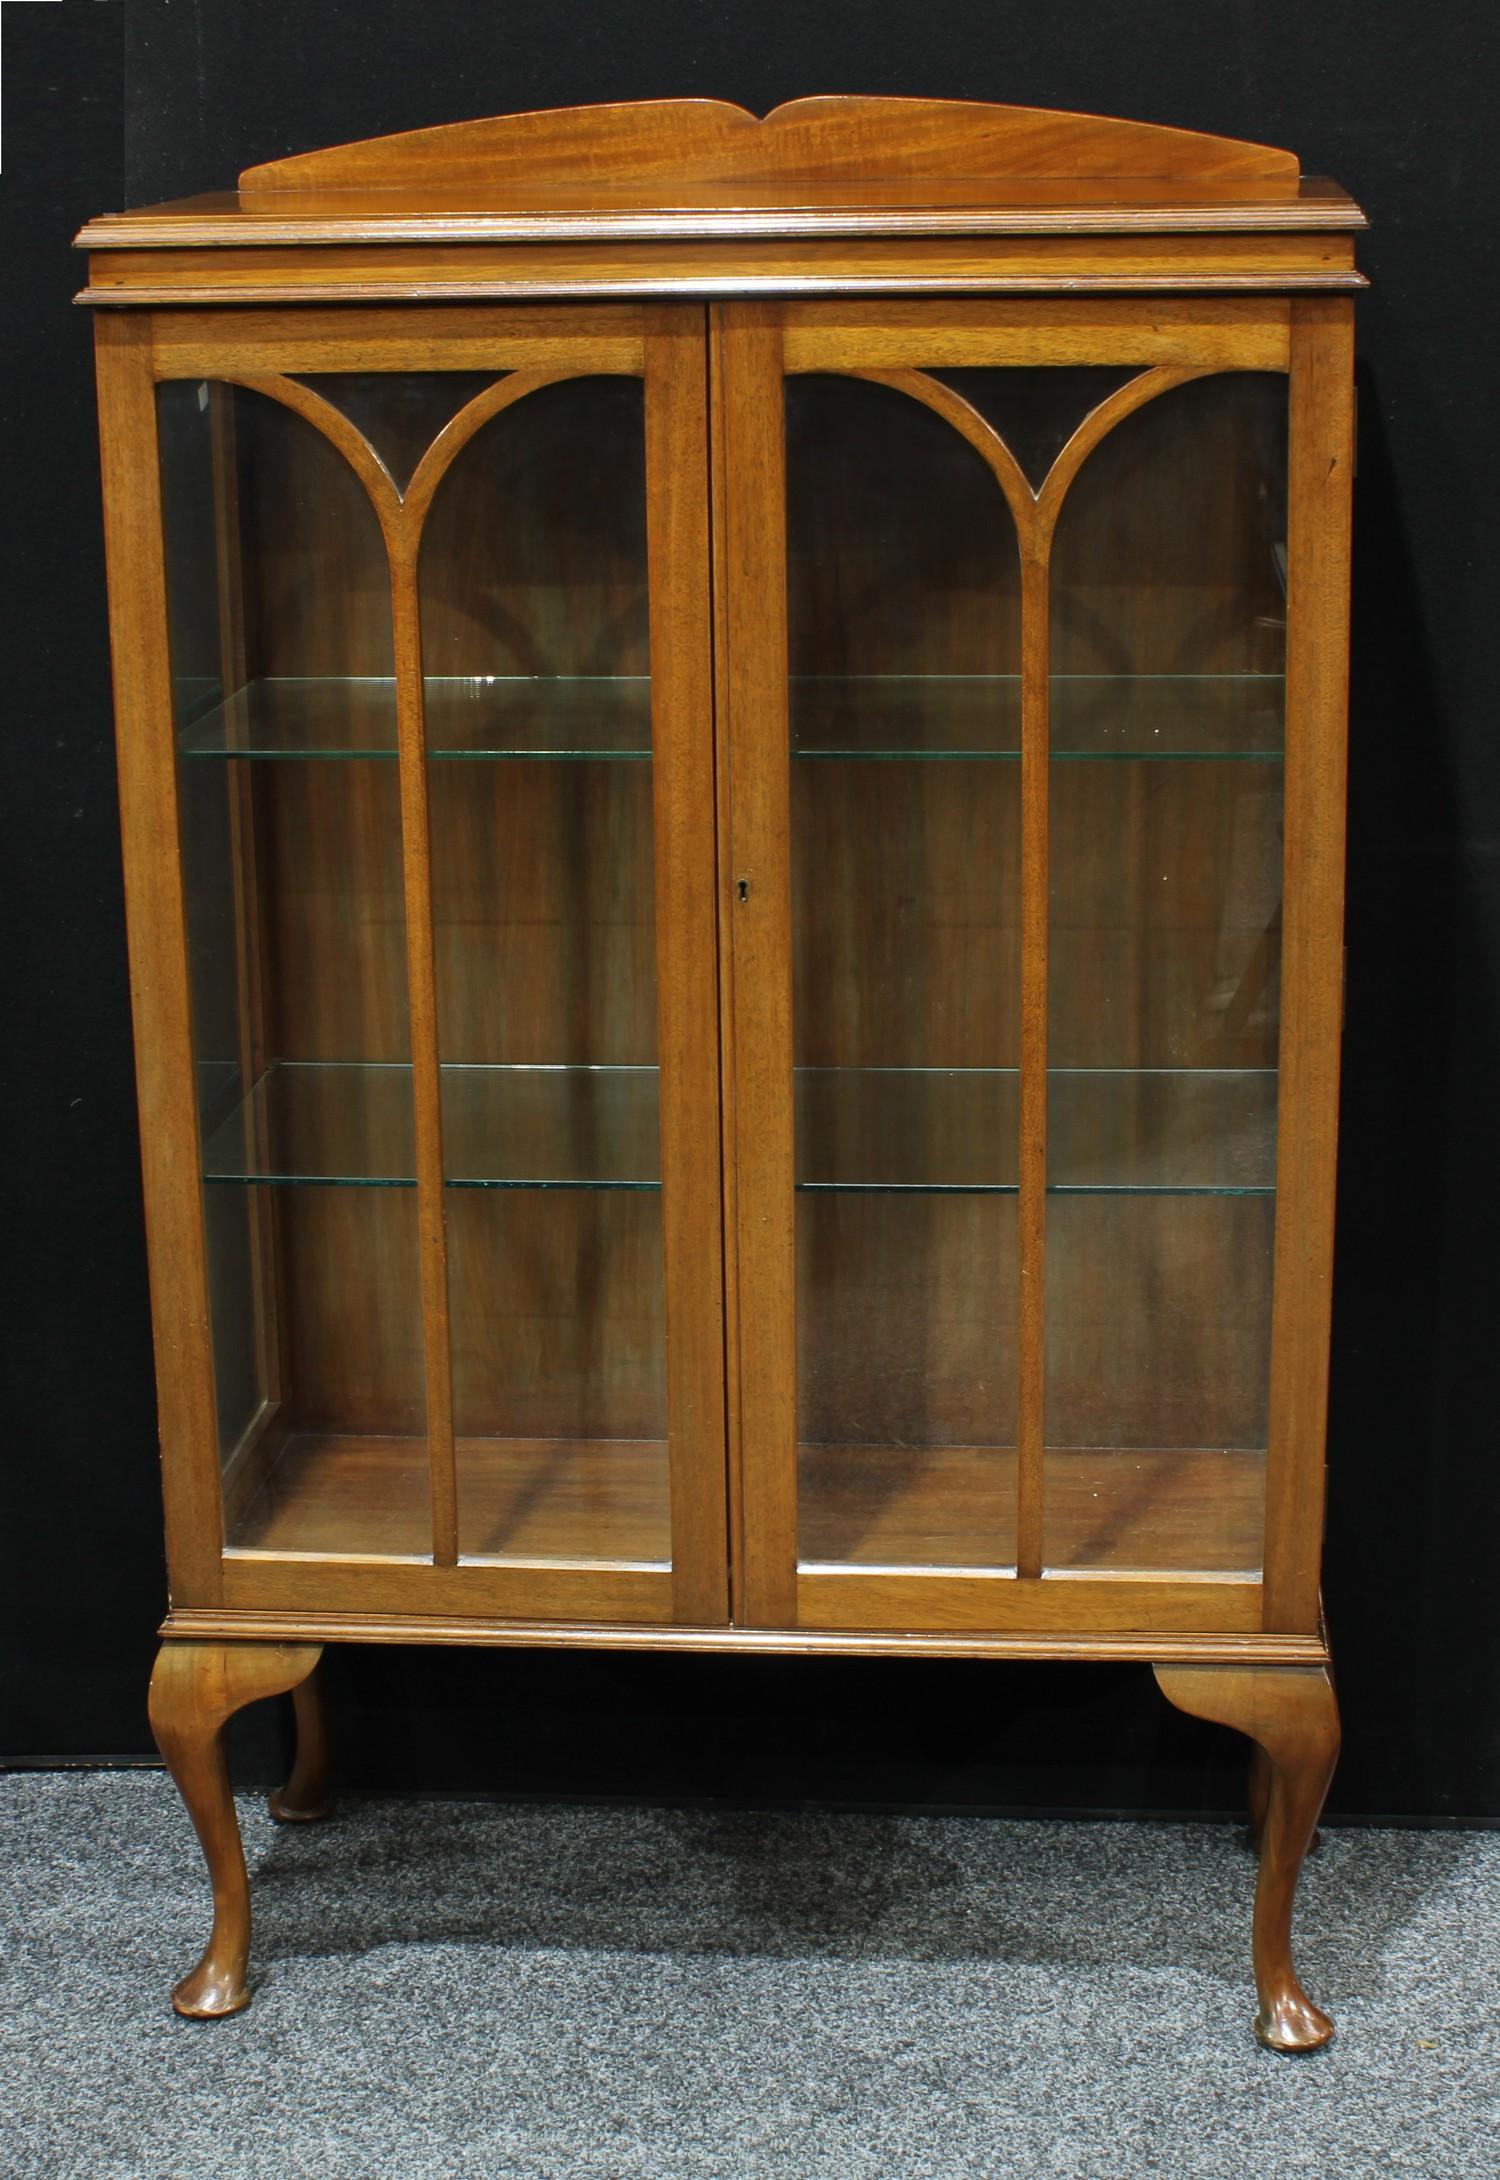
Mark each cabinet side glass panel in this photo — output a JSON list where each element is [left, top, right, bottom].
[[416, 377, 669, 1567], [1044, 372, 1287, 1574], [158, 380, 428, 1559], [786, 374, 1023, 1572]]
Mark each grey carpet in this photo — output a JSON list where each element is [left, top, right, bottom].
[[2, 1774, 1496, 2180]]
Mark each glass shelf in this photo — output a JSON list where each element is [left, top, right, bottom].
[[796, 1066, 1275, 1194], [178, 672, 1284, 764], [202, 1062, 661, 1189], [790, 673, 1283, 760], [201, 1062, 1273, 1195], [179, 675, 654, 759]]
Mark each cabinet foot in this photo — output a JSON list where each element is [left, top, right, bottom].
[[267, 1664, 335, 1824], [148, 1638, 323, 2017], [1154, 1662, 1339, 2053]]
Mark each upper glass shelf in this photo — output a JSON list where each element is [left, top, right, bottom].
[[201, 1060, 1274, 1195], [177, 673, 1285, 763], [179, 676, 654, 760], [797, 1066, 1276, 1194], [791, 673, 1284, 760], [202, 1061, 662, 1189]]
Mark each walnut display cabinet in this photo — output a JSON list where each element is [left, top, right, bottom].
[[79, 98, 1361, 2047]]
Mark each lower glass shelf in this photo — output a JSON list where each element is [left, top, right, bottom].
[[800, 1066, 1274, 1193], [226, 1429, 671, 1564], [201, 1061, 1275, 1195], [798, 1443, 1265, 1575]]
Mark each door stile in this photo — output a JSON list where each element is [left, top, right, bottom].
[[383, 536, 458, 1566], [95, 312, 224, 1603], [1015, 544, 1051, 1580], [714, 303, 799, 1627], [642, 310, 731, 1623], [1262, 297, 1354, 1631]]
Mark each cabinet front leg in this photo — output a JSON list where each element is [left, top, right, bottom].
[[1154, 1663, 1339, 2053], [268, 1662, 335, 1824], [148, 1639, 323, 2018]]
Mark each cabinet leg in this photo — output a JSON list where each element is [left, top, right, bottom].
[[148, 1639, 323, 2018], [268, 1663, 335, 1824], [1154, 1663, 1340, 2053]]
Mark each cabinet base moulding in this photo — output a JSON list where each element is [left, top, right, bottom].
[[160, 1607, 1329, 1667]]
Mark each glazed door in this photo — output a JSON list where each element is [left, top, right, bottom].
[[717, 298, 1351, 1638], [116, 303, 725, 1624]]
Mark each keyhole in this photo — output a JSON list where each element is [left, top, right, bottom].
[[737, 878, 750, 902]]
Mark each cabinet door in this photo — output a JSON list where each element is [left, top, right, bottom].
[[105, 305, 725, 1625], [716, 299, 1351, 1639]]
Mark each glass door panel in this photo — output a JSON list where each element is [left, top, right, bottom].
[[416, 378, 669, 1565], [786, 374, 1022, 1572], [1044, 372, 1288, 1574], [158, 379, 428, 1559]]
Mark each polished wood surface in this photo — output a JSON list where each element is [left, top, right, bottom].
[[215, 1553, 673, 1623], [150, 305, 647, 376], [800, 1571, 1261, 1635], [74, 100, 1366, 256], [1156, 1663, 1340, 2050], [1263, 299, 1355, 1631], [229, 1431, 671, 1562], [781, 296, 1291, 371], [714, 303, 798, 1628], [266, 1665, 335, 1824], [236, 98, 1303, 194], [77, 176, 1365, 254], [709, 311, 748, 1624], [1016, 504, 1050, 1577], [642, 312, 732, 1624], [800, 1444, 1265, 1571], [148, 1639, 323, 2014], [80, 232, 1364, 308], [224, 1432, 1264, 1575], [166, 1609, 1329, 1665], [95, 313, 224, 1602], [77, 102, 1359, 301]]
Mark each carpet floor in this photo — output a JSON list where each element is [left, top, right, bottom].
[[2, 1772, 1497, 2179]]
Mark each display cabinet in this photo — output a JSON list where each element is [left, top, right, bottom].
[[79, 98, 1361, 2048]]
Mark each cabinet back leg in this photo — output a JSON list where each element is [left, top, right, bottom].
[[1246, 1742, 1272, 1853], [268, 1663, 335, 1824], [1154, 1662, 1340, 2053], [148, 1639, 324, 2018]]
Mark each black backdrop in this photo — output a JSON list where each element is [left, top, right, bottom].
[[4, 0, 1498, 1823]]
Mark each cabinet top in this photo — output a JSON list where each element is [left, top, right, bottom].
[[75, 97, 1364, 250]]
